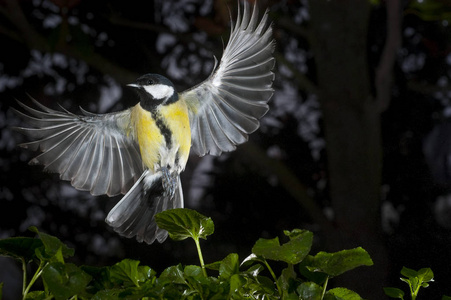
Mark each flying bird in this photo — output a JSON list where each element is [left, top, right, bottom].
[[13, 2, 275, 244]]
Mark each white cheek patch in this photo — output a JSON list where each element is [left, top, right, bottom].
[[143, 84, 174, 100]]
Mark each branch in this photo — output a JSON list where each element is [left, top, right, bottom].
[[0, 0, 49, 50], [375, 0, 402, 112], [0, 0, 138, 84]]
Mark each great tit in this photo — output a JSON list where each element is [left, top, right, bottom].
[[13, 2, 275, 244]]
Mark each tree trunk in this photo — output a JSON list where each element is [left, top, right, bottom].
[[309, 1, 388, 297]]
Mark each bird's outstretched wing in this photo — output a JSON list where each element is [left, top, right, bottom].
[[181, 2, 275, 156], [13, 98, 144, 196]]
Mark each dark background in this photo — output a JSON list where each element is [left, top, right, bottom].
[[1, 0, 451, 299]]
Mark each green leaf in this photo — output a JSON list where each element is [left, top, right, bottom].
[[308, 247, 373, 277], [384, 287, 405, 299], [218, 253, 240, 280], [400, 266, 418, 279], [155, 208, 214, 241], [0, 237, 43, 263], [324, 287, 362, 300], [243, 264, 264, 277], [81, 265, 114, 291], [299, 256, 328, 285], [41, 262, 91, 300], [205, 260, 221, 271], [29, 227, 74, 261], [109, 259, 143, 287], [158, 265, 186, 285], [278, 266, 296, 294], [232, 273, 276, 299], [417, 268, 434, 282], [297, 282, 323, 300], [184, 265, 204, 280], [25, 290, 46, 299], [252, 229, 313, 264], [91, 289, 122, 300], [442, 296, 451, 300], [399, 267, 434, 296], [229, 274, 247, 298]]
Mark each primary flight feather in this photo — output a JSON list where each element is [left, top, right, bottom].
[[14, 2, 275, 244]]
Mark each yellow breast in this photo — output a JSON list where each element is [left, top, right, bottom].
[[159, 100, 191, 168], [131, 100, 191, 172]]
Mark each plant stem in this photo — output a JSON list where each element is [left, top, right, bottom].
[[321, 276, 329, 300], [411, 282, 419, 300], [21, 259, 27, 295], [23, 261, 47, 300], [194, 238, 207, 277], [262, 259, 282, 296]]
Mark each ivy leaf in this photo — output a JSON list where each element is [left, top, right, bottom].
[[0, 237, 43, 263], [229, 274, 247, 298], [109, 259, 143, 287], [25, 290, 46, 299], [41, 262, 91, 300], [277, 266, 296, 293], [384, 287, 405, 299], [29, 227, 74, 261], [91, 289, 122, 300], [155, 208, 214, 241], [252, 229, 313, 264], [324, 287, 362, 300], [81, 265, 113, 291], [158, 265, 186, 285], [417, 268, 434, 283], [184, 265, 204, 281], [400, 266, 418, 278], [297, 282, 323, 300], [399, 267, 434, 296], [299, 256, 329, 285], [218, 253, 240, 280], [307, 247, 373, 277]]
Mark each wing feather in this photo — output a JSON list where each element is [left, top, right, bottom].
[[13, 99, 144, 196], [182, 2, 275, 156]]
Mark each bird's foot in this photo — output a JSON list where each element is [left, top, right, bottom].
[[160, 167, 177, 198]]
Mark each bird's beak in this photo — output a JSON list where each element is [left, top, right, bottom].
[[127, 84, 139, 88]]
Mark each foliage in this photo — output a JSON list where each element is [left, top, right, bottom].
[[0, 208, 378, 300], [384, 267, 450, 300], [0, 208, 448, 299]]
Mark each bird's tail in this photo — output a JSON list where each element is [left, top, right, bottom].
[[105, 169, 183, 244]]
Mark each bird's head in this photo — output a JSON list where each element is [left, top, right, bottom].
[[128, 74, 179, 111]]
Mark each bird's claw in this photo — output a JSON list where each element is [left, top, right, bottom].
[[160, 167, 177, 198]]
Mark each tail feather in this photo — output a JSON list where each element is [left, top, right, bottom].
[[105, 169, 183, 244]]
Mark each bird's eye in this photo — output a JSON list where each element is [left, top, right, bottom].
[[147, 79, 154, 85]]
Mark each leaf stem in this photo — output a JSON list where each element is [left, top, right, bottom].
[[194, 238, 207, 277], [262, 259, 282, 296], [23, 261, 47, 300], [410, 281, 418, 300], [21, 259, 27, 295], [321, 276, 329, 300]]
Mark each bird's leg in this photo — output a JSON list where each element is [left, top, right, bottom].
[[160, 166, 177, 198]]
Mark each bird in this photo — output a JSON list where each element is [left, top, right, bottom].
[[13, 1, 275, 244]]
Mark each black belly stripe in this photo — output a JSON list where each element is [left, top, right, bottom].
[[150, 110, 172, 149]]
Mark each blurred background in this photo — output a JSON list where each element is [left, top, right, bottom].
[[1, 0, 451, 298]]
